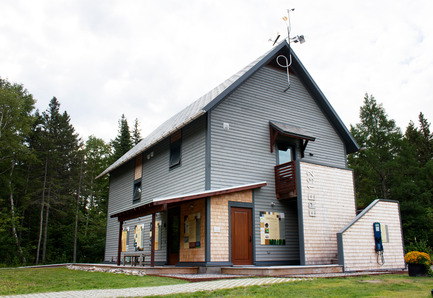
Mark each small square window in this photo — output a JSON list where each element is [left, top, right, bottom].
[[133, 181, 141, 203]]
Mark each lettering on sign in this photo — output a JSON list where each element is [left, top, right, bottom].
[[306, 170, 317, 217]]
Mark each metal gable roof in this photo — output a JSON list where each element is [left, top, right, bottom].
[[97, 41, 358, 178]]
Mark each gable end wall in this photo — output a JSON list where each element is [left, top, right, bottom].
[[209, 65, 349, 263]]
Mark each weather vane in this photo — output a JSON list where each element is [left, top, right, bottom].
[[269, 9, 305, 91]]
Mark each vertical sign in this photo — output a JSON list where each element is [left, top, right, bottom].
[[306, 170, 317, 217]]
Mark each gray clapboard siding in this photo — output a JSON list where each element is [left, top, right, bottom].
[[141, 116, 206, 202], [210, 65, 347, 262], [107, 160, 135, 215], [105, 117, 206, 261], [104, 217, 119, 262], [105, 159, 135, 262]]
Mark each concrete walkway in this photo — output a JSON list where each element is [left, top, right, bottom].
[[3, 277, 304, 298]]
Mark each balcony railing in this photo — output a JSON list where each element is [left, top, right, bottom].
[[274, 161, 297, 199]]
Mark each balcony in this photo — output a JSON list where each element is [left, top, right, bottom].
[[274, 161, 297, 199]]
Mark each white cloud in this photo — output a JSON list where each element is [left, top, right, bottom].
[[1, 0, 432, 142]]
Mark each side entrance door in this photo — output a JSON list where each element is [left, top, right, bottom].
[[231, 207, 253, 265]]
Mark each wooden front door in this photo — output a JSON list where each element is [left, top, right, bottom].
[[231, 207, 253, 265], [167, 207, 180, 265]]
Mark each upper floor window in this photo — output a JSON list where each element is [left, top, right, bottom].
[[170, 130, 182, 168], [133, 180, 142, 203], [133, 155, 142, 203], [269, 121, 315, 158], [278, 144, 294, 165]]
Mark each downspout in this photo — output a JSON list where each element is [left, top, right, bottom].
[[151, 213, 156, 267], [117, 220, 123, 266]]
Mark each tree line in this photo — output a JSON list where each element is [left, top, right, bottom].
[[1, 79, 432, 266], [0, 78, 140, 265]]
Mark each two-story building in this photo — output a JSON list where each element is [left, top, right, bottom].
[[98, 41, 405, 272]]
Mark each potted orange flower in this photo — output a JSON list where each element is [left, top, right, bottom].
[[404, 251, 431, 277]]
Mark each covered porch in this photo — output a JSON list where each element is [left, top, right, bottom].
[[110, 182, 267, 267]]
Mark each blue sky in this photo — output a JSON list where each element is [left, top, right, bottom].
[[1, 0, 432, 142]]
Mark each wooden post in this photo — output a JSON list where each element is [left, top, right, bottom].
[[117, 220, 123, 266], [151, 213, 156, 267]]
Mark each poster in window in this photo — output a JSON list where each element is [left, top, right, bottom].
[[122, 227, 129, 252], [134, 224, 144, 251], [183, 212, 201, 249], [259, 211, 286, 245], [155, 220, 161, 250], [149, 221, 162, 250]]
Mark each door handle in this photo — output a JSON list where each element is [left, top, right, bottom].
[[249, 236, 252, 242]]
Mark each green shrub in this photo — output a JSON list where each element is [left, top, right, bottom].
[[405, 239, 433, 256]]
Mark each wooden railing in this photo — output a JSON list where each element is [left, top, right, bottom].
[[274, 161, 297, 199]]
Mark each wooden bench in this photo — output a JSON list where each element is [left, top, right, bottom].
[[122, 252, 149, 266]]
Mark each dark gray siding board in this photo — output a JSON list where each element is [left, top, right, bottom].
[[104, 216, 119, 262], [142, 116, 206, 201], [107, 160, 135, 214], [210, 65, 346, 262], [105, 160, 135, 261], [105, 117, 206, 260]]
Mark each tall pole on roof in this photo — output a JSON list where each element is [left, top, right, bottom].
[[273, 8, 306, 92]]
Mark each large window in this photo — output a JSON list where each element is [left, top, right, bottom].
[[169, 131, 182, 168]]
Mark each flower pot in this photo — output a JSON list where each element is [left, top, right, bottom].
[[408, 263, 427, 277]]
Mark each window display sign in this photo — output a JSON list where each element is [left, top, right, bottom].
[[149, 220, 162, 250], [134, 224, 144, 251], [183, 212, 201, 249], [260, 211, 286, 245], [122, 227, 129, 252], [155, 220, 161, 250]]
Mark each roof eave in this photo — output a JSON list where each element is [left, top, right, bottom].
[[96, 110, 206, 179], [289, 49, 360, 154], [202, 41, 288, 112]]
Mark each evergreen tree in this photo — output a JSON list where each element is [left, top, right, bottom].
[[394, 114, 433, 247], [111, 114, 132, 162], [33, 97, 80, 264], [415, 113, 433, 166], [132, 118, 142, 145], [348, 94, 402, 206]]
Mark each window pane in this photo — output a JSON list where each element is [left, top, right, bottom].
[[170, 140, 181, 167], [278, 147, 293, 164], [133, 182, 141, 202]]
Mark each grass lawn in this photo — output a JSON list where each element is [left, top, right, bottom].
[[0, 266, 187, 295], [1, 267, 432, 297], [162, 274, 433, 298]]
